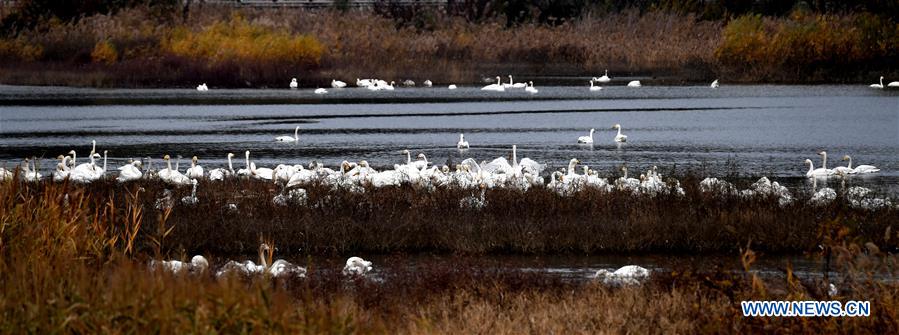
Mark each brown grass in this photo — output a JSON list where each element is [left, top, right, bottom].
[[1, 176, 898, 333]]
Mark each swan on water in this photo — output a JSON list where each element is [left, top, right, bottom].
[[627, 80, 641, 87], [889, 81, 899, 87], [481, 76, 505, 91], [870, 76, 884, 89], [186, 156, 204, 179], [331, 79, 346, 88], [577, 128, 595, 144], [117, 159, 143, 183], [710, 79, 719, 88], [343, 257, 373, 276], [53, 155, 70, 182], [289, 78, 298, 89], [612, 124, 627, 142], [314, 88, 328, 95], [842, 155, 879, 174], [589, 80, 602, 91], [150, 255, 208, 275], [448, 84, 457, 90], [423, 79, 433, 87], [160, 154, 191, 186], [22, 158, 42, 182], [804, 159, 833, 178], [594, 70, 611, 83], [276, 126, 300, 143], [457, 133, 469, 149], [196, 83, 208, 91], [208, 153, 235, 181], [525, 81, 538, 94], [505, 75, 526, 88], [594, 265, 650, 286]]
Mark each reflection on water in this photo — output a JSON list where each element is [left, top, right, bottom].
[[2, 84, 897, 195]]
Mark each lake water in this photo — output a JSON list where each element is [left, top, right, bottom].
[[1, 84, 897, 195]]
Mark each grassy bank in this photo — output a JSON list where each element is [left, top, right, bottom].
[[2, 175, 896, 256], [0, 5, 895, 87], [1, 177, 897, 333]]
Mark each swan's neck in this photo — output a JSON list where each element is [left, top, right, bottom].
[[258, 248, 268, 269], [605, 69, 608, 76], [405, 152, 411, 164], [102, 152, 107, 171], [622, 168, 628, 179], [175, 158, 180, 172], [227, 156, 234, 173], [821, 153, 827, 169], [847, 157, 853, 169], [568, 160, 577, 174], [807, 161, 814, 173], [881, 77, 884, 86], [245, 154, 250, 169], [512, 146, 518, 166], [91, 141, 96, 154], [166, 159, 172, 171], [616, 127, 622, 137], [294, 128, 299, 141], [590, 81, 594, 87], [191, 160, 196, 169]]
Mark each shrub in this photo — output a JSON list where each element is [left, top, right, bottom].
[[163, 15, 323, 68], [91, 40, 118, 64]]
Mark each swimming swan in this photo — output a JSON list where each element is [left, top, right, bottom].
[[289, 78, 298, 89], [457, 133, 469, 149], [613, 124, 627, 142], [590, 80, 602, 91], [481, 76, 505, 91], [842, 155, 879, 174], [577, 128, 595, 144], [276, 126, 300, 143], [627, 80, 641, 87], [331, 79, 346, 88], [710, 79, 719, 88], [870, 76, 884, 89], [525, 81, 538, 94], [594, 70, 611, 83]]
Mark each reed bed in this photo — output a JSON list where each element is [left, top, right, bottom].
[[3, 175, 896, 256], [1, 174, 897, 333]]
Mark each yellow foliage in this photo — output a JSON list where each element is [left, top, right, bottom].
[[0, 38, 44, 62], [163, 16, 323, 67], [91, 40, 118, 65]]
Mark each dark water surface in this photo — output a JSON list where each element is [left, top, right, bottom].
[[1, 84, 898, 194]]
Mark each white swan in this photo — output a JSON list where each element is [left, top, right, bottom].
[[612, 124, 627, 142], [842, 155, 879, 174], [481, 76, 505, 91], [196, 83, 208, 91], [289, 78, 298, 89], [53, 155, 70, 182], [247, 151, 274, 180], [889, 81, 899, 87], [457, 133, 469, 149], [448, 84, 457, 90], [870, 76, 884, 89], [423, 79, 432, 87], [589, 80, 602, 91], [505, 75, 526, 88], [594, 265, 650, 285], [342, 257, 373, 276], [22, 158, 42, 182], [627, 80, 641, 87], [209, 153, 235, 181], [577, 128, 595, 144], [186, 156, 204, 179], [117, 159, 143, 183], [160, 154, 191, 185], [594, 69, 611, 83], [832, 155, 853, 175], [70, 151, 99, 183], [804, 159, 832, 178], [275, 126, 299, 143], [314, 88, 328, 95], [331, 79, 346, 88], [710, 79, 719, 88], [150, 255, 208, 275], [525, 81, 538, 94]]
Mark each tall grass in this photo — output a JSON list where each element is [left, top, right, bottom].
[[716, 11, 899, 82], [1, 177, 897, 333]]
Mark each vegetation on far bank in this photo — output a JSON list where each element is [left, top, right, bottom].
[[1, 176, 898, 333], [0, 1, 896, 87]]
